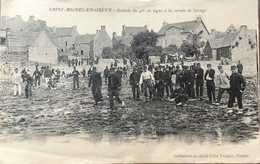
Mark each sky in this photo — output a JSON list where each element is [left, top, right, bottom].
[[1, 0, 258, 37]]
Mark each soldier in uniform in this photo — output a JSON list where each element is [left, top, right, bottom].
[[237, 60, 243, 75], [129, 67, 140, 100], [154, 67, 164, 100], [164, 66, 173, 98], [204, 64, 216, 103], [104, 66, 110, 85], [33, 67, 42, 86], [25, 71, 33, 98], [72, 66, 80, 90], [186, 66, 195, 98], [195, 63, 204, 99], [89, 67, 102, 105], [227, 66, 246, 114], [108, 66, 124, 110]]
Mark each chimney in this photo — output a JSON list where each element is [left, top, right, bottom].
[[101, 25, 106, 31], [240, 25, 247, 31], [196, 15, 202, 22], [52, 26, 56, 32], [112, 32, 117, 38], [144, 25, 148, 29], [6, 28, 10, 53], [29, 15, 35, 21], [96, 30, 100, 34], [122, 25, 125, 30], [211, 29, 216, 34], [163, 20, 168, 27]]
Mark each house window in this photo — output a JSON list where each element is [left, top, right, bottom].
[[61, 49, 63, 52], [81, 50, 84, 55], [46, 53, 47, 55], [65, 41, 68, 46]]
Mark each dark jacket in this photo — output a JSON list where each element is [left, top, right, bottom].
[[104, 69, 110, 77], [204, 69, 215, 81], [108, 72, 121, 89], [129, 72, 140, 86], [187, 70, 195, 84], [33, 70, 42, 77], [154, 71, 164, 81], [171, 87, 187, 98], [230, 72, 246, 90], [237, 63, 243, 71], [72, 70, 80, 78], [195, 67, 204, 81], [164, 70, 172, 81], [26, 75, 34, 85], [89, 72, 102, 87], [44, 69, 52, 78]]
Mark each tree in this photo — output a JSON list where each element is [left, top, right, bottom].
[[130, 31, 159, 64], [101, 47, 113, 58]]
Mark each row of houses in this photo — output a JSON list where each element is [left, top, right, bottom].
[[0, 15, 257, 64]]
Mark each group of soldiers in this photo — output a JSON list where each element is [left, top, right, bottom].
[[9, 59, 246, 114], [128, 60, 245, 114]]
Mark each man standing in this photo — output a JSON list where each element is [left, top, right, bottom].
[[108, 66, 124, 110], [139, 65, 155, 101], [21, 68, 27, 82], [12, 68, 22, 96], [204, 64, 215, 103], [72, 67, 80, 90], [87, 67, 92, 77], [195, 63, 204, 99], [187, 66, 195, 98], [237, 60, 243, 75], [227, 66, 246, 114], [104, 66, 110, 85], [25, 71, 33, 98], [164, 67, 173, 98], [33, 67, 42, 86], [81, 68, 86, 78], [44, 66, 52, 85], [129, 67, 140, 100], [89, 67, 102, 105], [154, 67, 164, 100], [215, 66, 230, 105]]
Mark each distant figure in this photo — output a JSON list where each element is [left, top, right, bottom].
[[61, 69, 65, 78], [81, 68, 86, 78], [25, 71, 33, 98], [204, 64, 215, 103], [87, 68, 92, 77], [72, 67, 80, 90], [103, 66, 110, 85], [12, 68, 22, 96], [33, 67, 42, 86], [89, 67, 102, 105], [227, 66, 246, 114], [237, 60, 243, 75], [44, 66, 52, 85]]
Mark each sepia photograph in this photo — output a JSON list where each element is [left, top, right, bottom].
[[0, 0, 259, 163]]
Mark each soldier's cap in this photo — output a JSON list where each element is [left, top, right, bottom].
[[231, 66, 236, 70]]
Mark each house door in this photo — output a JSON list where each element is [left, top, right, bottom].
[[81, 50, 83, 56]]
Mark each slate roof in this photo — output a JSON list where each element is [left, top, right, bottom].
[[208, 32, 239, 49], [158, 20, 200, 36], [74, 34, 96, 44], [122, 26, 147, 36], [55, 26, 75, 37]]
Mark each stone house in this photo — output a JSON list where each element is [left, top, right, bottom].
[[112, 25, 148, 47], [204, 25, 257, 61], [28, 31, 59, 64], [73, 26, 112, 59], [157, 16, 210, 48], [54, 26, 79, 52]]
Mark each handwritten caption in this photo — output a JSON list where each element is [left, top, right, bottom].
[[49, 8, 207, 13]]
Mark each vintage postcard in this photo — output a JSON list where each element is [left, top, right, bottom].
[[0, 0, 259, 163]]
